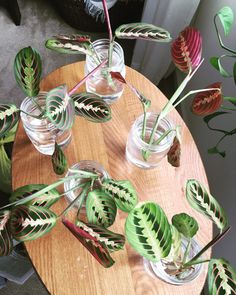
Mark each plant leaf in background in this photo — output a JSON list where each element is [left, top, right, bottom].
[[224, 96, 236, 106], [208, 258, 236, 295], [51, 143, 67, 175], [86, 189, 117, 228], [191, 82, 223, 115], [210, 56, 232, 78], [167, 136, 181, 167], [10, 205, 57, 242], [102, 179, 138, 213], [186, 179, 228, 231], [10, 184, 60, 208], [71, 92, 111, 123], [0, 104, 19, 138], [172, 213, 199, 239], [14, 46, 42, 97], [115, 23, 172, 42], [0, 210, 13, 256], [53, 34, 91, 43], [125, 202, 172, 262], [62, 218, 114, 268], [217, 6, 234, 36], [75, 220, 125, 252], [171, 27, 202, 73], [46, 84, 75, 131], [0, 144, 12, 194]]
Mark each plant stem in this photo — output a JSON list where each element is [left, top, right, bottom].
[[30, 96, 45, 114], [108, 37, 115, 68], [19, 109, 44, 120], [76, 183, 90, 217], [102, 0, 113, 42], [153, 129, 175, 145], [183, 239, 192, 264]]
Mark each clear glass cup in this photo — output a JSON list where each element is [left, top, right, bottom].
[[126, 112, 175, 169], [85, 39, 126, 104], [144, 238, 203, 285], [20, 92, 72, 156]]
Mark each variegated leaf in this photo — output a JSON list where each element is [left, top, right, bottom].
[[171, 27, 202, 73], [167, 136, 181, 167], [14, 46, 42, 97], [125, 202, 172, 262], [186, 179, 228, 231], [54, 34, 91, 42], [86, 189, 117, 228], [45, 85, 75, 131], [62, 218, 114, 268], [0, 104, 19, 138], [192, 82, 223, 115], [10, 205, 57, 241], [76, 220, 125, 252], [71, 92, 111, 123], [115, 23, 172, 42], [0, 210, 13, 256], [102, 179, 138, 213], [10, 184, 60, 208], [208, 258, 236, 295], [51, 143, 67, 175], [172, 213, 199, 238]]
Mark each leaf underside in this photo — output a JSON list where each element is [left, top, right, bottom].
[[0, 210, 13, 256], [167, 136, 181, 167]]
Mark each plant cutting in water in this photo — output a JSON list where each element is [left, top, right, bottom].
[[125, 179, 236, 293], [0, 166, 138, 267], [191, 6, 236, 157], [0, 46, 112, 175]]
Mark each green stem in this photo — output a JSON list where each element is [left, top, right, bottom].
[[108, 36, 115, 68], [153, 128, 175, 145], [30, 96, 45, 114], [19, 109, 44, 120], [76, 183, 90, 218], [183, 239, 192, 264], [182, 258, 210, 268]]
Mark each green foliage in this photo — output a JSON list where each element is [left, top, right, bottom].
[[51, 143, 67, 175], [167, 225, 182, 261], [0, 104, 19, 138], [0, 210, 13, 256], [217, 6, 234, 36], [172, 213, 199, 238], [210, 56, 231, 77], [0, 145, 12, 193]]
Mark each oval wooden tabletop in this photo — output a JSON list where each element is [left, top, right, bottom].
[[12, 61, 212, 295]]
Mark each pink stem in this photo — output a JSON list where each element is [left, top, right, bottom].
[[68, 59, 107, 96], [102, 0, 113, 42]]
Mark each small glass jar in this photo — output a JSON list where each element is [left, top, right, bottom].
[[126, 113, 175, 169], [20, 92, 72, 156], [144, 238, 203, 285], [85, 39, 126, 104]]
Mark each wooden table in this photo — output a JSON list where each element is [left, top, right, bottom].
[[12, 61, 212, 295]]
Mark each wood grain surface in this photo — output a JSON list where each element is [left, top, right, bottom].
[[12, 61, 212, 295]]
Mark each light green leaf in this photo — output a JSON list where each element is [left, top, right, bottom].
[[172, 213, 199, 238], [217, 6, 234, 36], [167, 225, 182, 261]]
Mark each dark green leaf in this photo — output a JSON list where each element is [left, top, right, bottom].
[[217, 6, 234, 36], [210, 56, 231, 77], [208, 146, 226, 158], [0, 104, 19, 138], [172, 213, 199, 238], [51, 143, 67, 175], [45, 39, 94, 55], [0, 145, 12, 193], [0, 210, 13, 256], [224, 96, 236, 106]]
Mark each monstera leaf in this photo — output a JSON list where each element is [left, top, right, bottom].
[[192, 82, 223, 115], [172, 213, 199, 238], [102, 179, 138, 213], [75, 220, 125, 252], [0, 104, 19, 138], [115, 23, 172, 42], [0, 210, 13, 256], [208, 258, 236, 295], [186, 179, 228, 231], [14, 46, 42, 97], [45, 85, 75, 131], [71, 92, 111, 123], [62, 218, 114, 268], [10, 184, 60, 208], [125, 202, 172, 262], [171, 27, 202, 73], [10, 205, 57, 241], [167, 136, 181, 167], [86, 189, 117, 228], [51, 143, 67, 175]]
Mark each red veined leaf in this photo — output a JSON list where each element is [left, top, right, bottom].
[[62, 218, 114, 268], [0, 104, 19, 138], [167, 136, 181, 167], [110, 72, 127, 84], [0, 210, 13, 256], [171, 27, 202, 73], [53, 34, 91, 43], [192, 82, 223, 115]]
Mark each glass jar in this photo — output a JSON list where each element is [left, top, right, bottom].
[[144, 238, 203, 285], [20, 92, 72, 156], [85, 39, 126, 104], [126, 113, 175, 169]]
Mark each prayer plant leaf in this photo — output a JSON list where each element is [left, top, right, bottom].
[[115, 23, 172, 42], [14, 46, 42, 97], [0, 210, 13, 256], [191, 82, 223, 115], [10, 205, 57, 242], [217, 6, 234, 36], [51, 143, 67, 175], [0, 104, 19, 138], [167, 136, 181, 167], [101, 179, 138, 213], [62, 218, 114, 268], [210, 56, 231, 77], [172, 213, 199, 238], [45, 84, 75, 131], [75, 220, 125, 252], [0, 144, 12, 193], [10, 184, 60, 208], [171, 27, 202, 73], [53, 34, 91, 42], [167, 225, 182, 261], [186, 179, 228, 231], [71, 92, 111, 123], [86, 189, 117, 228], [125, 202, 172, 262], [208, 258, 236, 295]]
